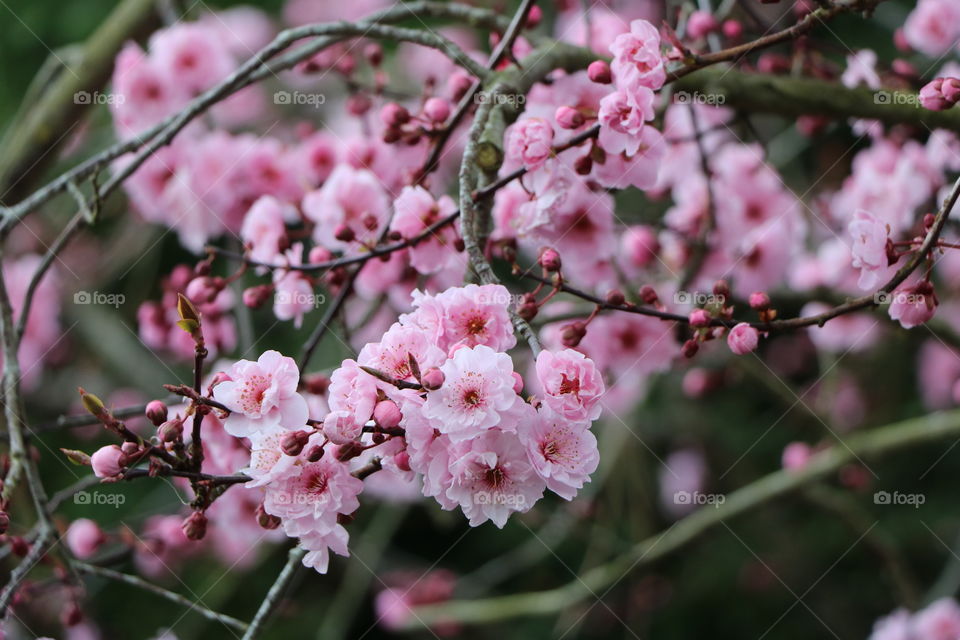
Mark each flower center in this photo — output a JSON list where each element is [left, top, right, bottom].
[[239, 374, 271, 414]]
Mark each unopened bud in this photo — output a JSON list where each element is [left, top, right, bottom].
[[749, 291, 771, 311], [305, 445, 325, 462], [681, 339, 700, 358], [145, 400, 168, 426], [336, 441, 364, 462], [639, 285, 659, 305], [555, 106, 584, 129], [158, 418, 184, 443], [561, 321, 587, 348], [334, 224, 356, 243], [256, 503, 281, 530], [587, 60, 612, 84], [539, 247, 561, 271], [421, 367, 445, 390], [423, 97, 451, 123], [605, 289, 626, 306], [373, 400, 402, 429], [281, 430, 311, 457], [181, 511, 207, 541], [380, 102, 410, 127]]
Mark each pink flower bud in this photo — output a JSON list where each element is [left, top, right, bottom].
[[561, 321, 587, 348], [587, 60, 612, 84], [942, 77, 960, 103], [539, 247, 561, 271], [281, 430, 311, 456], [749, 291, 771, 311], [525, 5, 543, 28], [256, 503, 281, 530], [555, 106, 584, 129], [346, 93, 372, 116], [447, 71, 474, 101], [688, 309, 711, 328], [920, 78, 950, 111], [181, 511, 207, 541], [91, 445, 124, 479], [639, 285, 659, 305], [303, 373, 331, 395], [364, 43, 383, 67], [687, 11, 718, 39], [309, 246, 333, 263], [380, 102, 410, 127], [305, 444, 325, 462], [242, 284, 273, 309], [727, 323, 759, 355], [394, 450, 411, 472], [184, 276, 221, 304], [373, 400, 402, 429], [145, 400, 168, 426], [622, 226, 659, 269], [121, 441, 139, 456], [681, 339, 699, 358], [606, 289, 626, 306], [722, 19, 742, 40], [421, 367, 445, 390], [781, 442, 812, 471], [66, 518, 105, 559], [423, 97, 451, 123], [334, 224, 356, 243], [158, 418, 184, 443]]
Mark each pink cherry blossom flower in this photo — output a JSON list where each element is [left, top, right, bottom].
[[241, 195, 288, 265], [302, 165, 389, 251], [401, 284, 517, 353], [505, 117, 555, 170], [727, 323, 759, 355], [913, 598, 960, 640], [357, 323, 446, 386], [535, 349, 605, 421], [781, 442, 813, 471], [323, 410, 363, 445], [422, 345, 521, 442], [597, 88, 656, 157], [848, 209, 892, 290], [327, 359, 379, 427], [444, 429, 545, 527], [867, 608, 911, 640], [888, 281, 938, 329], [390, 186, 461, 275], [520, 408, 599, 500], [610, 19, 666, 91], [903, 0, 960, 58], [215, 350, 309, 437], [149, 23, 235, 95], [272, 244, 316, 328]]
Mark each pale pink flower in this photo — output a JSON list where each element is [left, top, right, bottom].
[[781, 442, 813, 471], [111, 43, 180, 138], [913, 598, 960, 640], [505, 117, 555, 170], [904, 0, 960, 58], [444, 429, 545, 527], [889, 281, 938, 328], [867, 609, 911, 640], [520, 408, 599, 500], [609, 19, 665, 91], [66, 519, 105, 559], [327, 359, 379, 427], [422, 345, 521, 442], [272, 244, 315, 328], [375, 570, 458, 633], [302, 165, 389, 251], [597, 88, 656, 157], [390, 186, 460, 275], [849, 209, 892, 290], [241, 195, 287, 265], [401, 284, 517, 353], [535, 349, 605, 421], [296, 132, 338, 188], [244, 428, 299, 488], [357, 323, 446, 386], [323, 410, 363, 445], [591, 125, 665, 190], [149, 23, 235, 95], [215, 350, 309, 436], [727, 323, 759, 355]]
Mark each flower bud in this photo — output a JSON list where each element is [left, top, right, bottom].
[[749, 291, 771, 311], [605, 289, 626, 307], [380, 102, 410, 127], [242, 285, 273, 309], [448, 71, 474, 102], [346, 93, 372, 116], [335, 441, 364, 462], [334, 224, 356, 243], [181, 511, 207, 541], [145, 400, 168, 426], [511, 372, 524, 394], [727, 323, 760, 355], [373, 400, 402, 429], [688, 309, 711, 328], [722, 19, 742, 40], [121, 441, 139, 456], [256, 503, 281, 530], [561, 321, 587, 348], [66, 518, 104, 559], [525, 5, 543, 28], [681, 339, 700, 358], [305, 444, 325, 462], [91, 445, 125, 479], [394, 450, 411, 472], [158, 418, 184, 443], [421, 368, 445, 390], [364, 43, 383, 67], [587, 60, 612, 84], [518, 294, 539, 321], [555, 106, 584, 129], [639, 285, 659, 305], [303, 373, 331, 395], [687, 10, 718, 39], [538, 247, 561, 271], [281, 430, 311, 457], [423, 97, 451, 123], [573, 154, 593, 175]]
